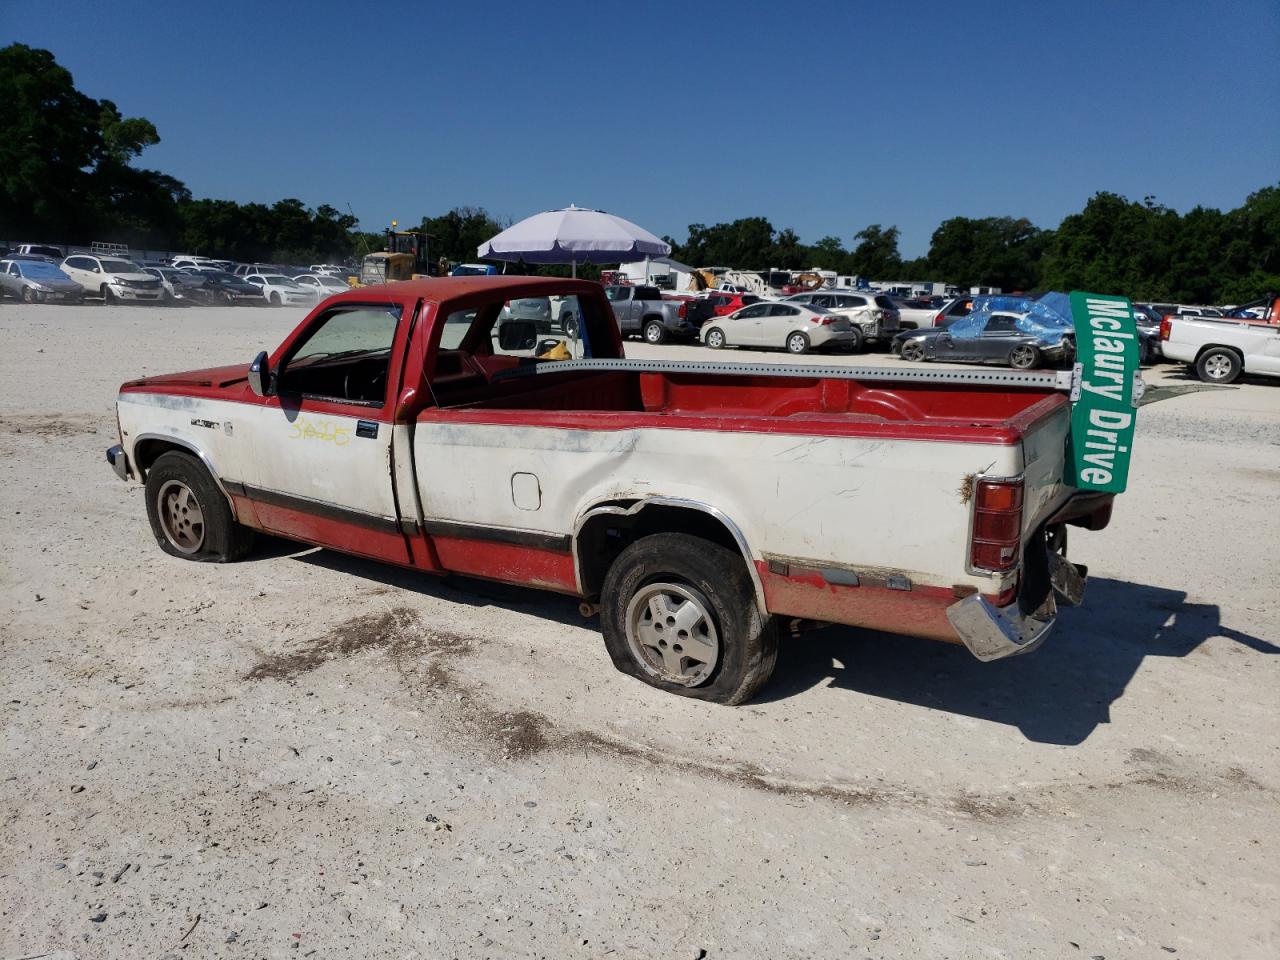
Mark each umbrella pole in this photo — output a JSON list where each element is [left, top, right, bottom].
[[572, 258, 576, 279]]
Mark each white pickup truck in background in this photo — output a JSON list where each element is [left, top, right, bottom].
[[1161, 309, 1280, 383]]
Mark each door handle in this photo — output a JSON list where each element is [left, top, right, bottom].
[[356, 420, 379, 439]]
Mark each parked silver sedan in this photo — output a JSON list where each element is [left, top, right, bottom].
[[0, 258, 85, 303], [702, 301, 856, 354]]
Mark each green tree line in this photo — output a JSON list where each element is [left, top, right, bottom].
[[2, 43, 1275, 302]]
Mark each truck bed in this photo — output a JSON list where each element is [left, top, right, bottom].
[[414, 360, 1075, 640]]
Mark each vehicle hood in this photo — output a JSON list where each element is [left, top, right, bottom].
[[122, 363, 249, 390], [105, 271, 156, 282], [895, 327, 948, 340], [25, 276, 81, 289]]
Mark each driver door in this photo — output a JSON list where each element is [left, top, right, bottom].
[[238, 302, 412, 563]]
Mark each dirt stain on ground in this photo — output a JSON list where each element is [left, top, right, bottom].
[[0, 415, 107, 438], [244, 607, 465, 683], [243, 608, 1269, 813]]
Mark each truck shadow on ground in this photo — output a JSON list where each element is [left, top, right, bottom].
[[757, 577, 1277, 745], [290, 544, 588, 631]]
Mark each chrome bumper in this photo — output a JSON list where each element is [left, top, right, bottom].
[[106, 444, 129, 481], [946, 556, 1087, 661]]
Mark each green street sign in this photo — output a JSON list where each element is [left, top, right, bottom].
[[1064, 291, 1141, 493]]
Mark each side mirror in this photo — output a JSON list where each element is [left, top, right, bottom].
[[247, 350, 271, 397], [497, 319, 537, 351]]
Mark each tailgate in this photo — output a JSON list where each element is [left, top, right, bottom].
[[1015, 395, 1074, 536]]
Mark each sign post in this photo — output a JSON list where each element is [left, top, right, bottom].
[[1064, 291, 1141, 493]]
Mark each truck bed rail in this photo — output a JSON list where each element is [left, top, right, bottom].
[[495, 358, 1076, 391]]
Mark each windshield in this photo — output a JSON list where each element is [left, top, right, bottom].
[[17, 261, 70, 279], [262, 275, 296, 286], [100, 259, 138, 273]]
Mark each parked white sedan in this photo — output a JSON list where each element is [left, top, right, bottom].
[[293, 273, 351, 299], [701, 301, 856, 354], [244, 274, 316, 306]]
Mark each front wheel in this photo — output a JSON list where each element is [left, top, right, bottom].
[[270, 292, 282, 307], [643, 320, 667, 344], [600, 533, 778, 704], [899, 339, 927, 362], [844, 326, 865, 353], [705, 327, 726, 349], [1196, 347, 1241, 384], [144, 451, 254, 562], [786, 331, 809, 354], [101, 285, 115, 305], [21, 287, 36, 304], [1009, 344, 1040, 369]]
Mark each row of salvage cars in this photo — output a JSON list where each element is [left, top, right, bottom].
[[689, 289, 1164, 369], [0, 253, 348, 307]]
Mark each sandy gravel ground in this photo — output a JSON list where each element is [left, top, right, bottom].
[[1, 303, 1277, 959]]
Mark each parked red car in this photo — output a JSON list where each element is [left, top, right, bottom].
[[705, 292, 761, 317]]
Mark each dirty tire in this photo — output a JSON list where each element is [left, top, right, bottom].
[[644, 320, 667, 344], [600, 533, 778, 705], [705, 327, 726, 349], [144, 451, 254, 562], [1195, 347, 1241, 384], [1009, 344, 1040, 369], [786, 331, 809, 354]]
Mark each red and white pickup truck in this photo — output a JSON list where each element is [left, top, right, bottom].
[[107, 277, 1112, 704]]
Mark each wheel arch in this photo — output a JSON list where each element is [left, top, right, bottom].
[[131, 433, 239, 519], [573, 497, 766, 612], [1194, 343, 1246, 368]]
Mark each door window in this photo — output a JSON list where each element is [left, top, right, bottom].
[[768, 305, 799, 316], [733, 304, 768, 319], [276, 305, 401, 406], [984, 315, 1017, 335]]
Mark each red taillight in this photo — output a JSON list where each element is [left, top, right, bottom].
[[678, 302, 687, 318], [934, 312, 945, 326], [971, 477, 1023, 572], [1160, 317, 1172, 340]]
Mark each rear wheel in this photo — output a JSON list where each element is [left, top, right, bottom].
[[600, 533, 778, 705], [1009, 344, 1040, 369], [705, 327, 726, 349], [786, 331, 809, 354], [144, 451, 254, 562], [562, 314, 579, 339], [643, 320, 666, 344], [1195, 347, 1241, 384]]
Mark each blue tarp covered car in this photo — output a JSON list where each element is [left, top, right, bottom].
[[893, 293, 1076, 369]]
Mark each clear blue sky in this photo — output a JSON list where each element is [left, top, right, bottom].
[[4, 0, 1277, 256]]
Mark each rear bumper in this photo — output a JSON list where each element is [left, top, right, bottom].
[[946, 554, 1087, 661], [946, 593, 1056, 661], [106, 444, 129, 481]]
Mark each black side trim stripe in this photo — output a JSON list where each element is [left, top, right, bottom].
[[228, 481, 571, 553], [422, 519, 572, 554], [236, 482, 401, 535]]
